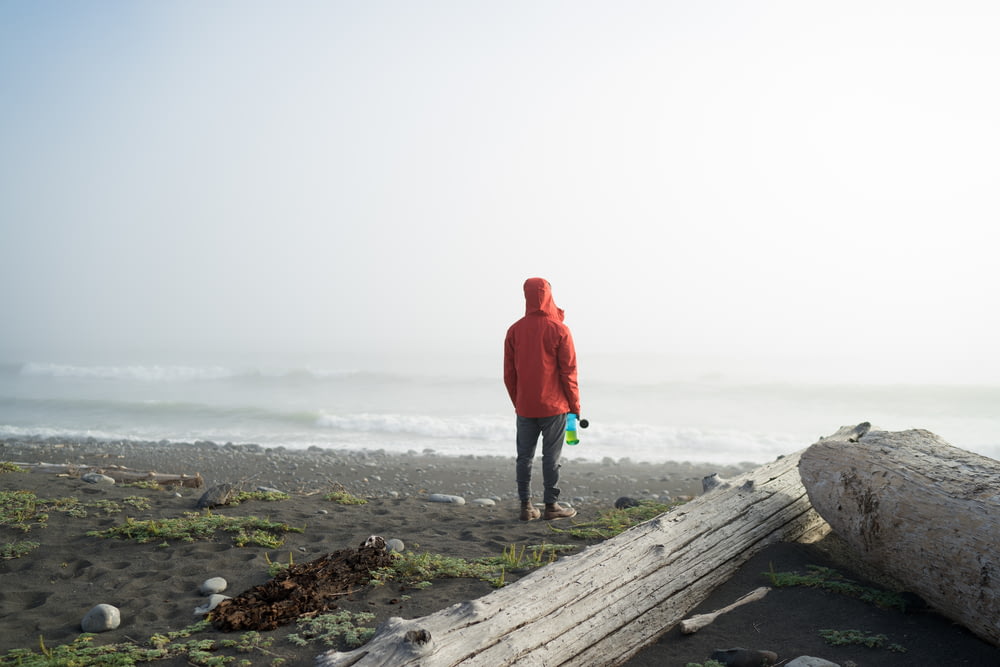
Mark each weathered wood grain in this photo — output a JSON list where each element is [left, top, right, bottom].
[[800, 427, 1000, 646]]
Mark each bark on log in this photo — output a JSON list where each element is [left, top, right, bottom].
[[317, 451, 830, 667], [11, 462, 204, 488], [799, 426, 1000, 647]]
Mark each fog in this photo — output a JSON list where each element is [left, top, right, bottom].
[[3, 1, 998, 385]]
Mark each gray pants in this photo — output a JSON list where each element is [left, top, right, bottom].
[[516, 413, 567, 504]]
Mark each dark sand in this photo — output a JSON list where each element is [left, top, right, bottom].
[[1, 439, 997, 666]]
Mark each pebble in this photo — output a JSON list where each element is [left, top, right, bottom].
[[386, 538, 405, 553], [200, 577, 227, 595], [470, 498, 496, 506], [81, 603, 121, 632], [194, 594, 231, 616], [614, 496, 640, 509], [427, 493, 465, 505], [786, 658, 840, 667], [81, 473, 116, 485]]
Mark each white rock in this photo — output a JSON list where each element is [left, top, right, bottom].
[[81, 473, 116, 485], [386, 538, 405, 553], [194, 594, 232, 616], [81, 604, 121, 632], [471, 498, 496, 506], [200, 577, 227, 595], [427, 493, 465, 505], [786, 658, 840, 667]]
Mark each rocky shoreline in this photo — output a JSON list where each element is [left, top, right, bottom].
[[0, 436, 758, 503]]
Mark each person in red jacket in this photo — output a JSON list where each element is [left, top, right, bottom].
[[504, 277, 580, 521]]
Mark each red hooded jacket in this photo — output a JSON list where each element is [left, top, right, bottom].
[[504, 278, 581, 418]]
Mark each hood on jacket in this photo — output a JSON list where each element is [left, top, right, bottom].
[[523, 277, 565, 321]]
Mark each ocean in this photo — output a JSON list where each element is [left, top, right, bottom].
[[1, 360, 998, 466]]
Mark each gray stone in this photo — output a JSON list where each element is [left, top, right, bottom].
[[200, 577, 227, 595], [194, 594, 231, 616], [197, 483, 236, 509], [81, 603, 121, 632], [386, 538, 405, 553], [427, 493, 465, 505], [786, 658, 840, 667], [471, 498, 496, 506], [81, 473, 116, 485], [710, 648, 778, 666], [614, 496, 639, 509]]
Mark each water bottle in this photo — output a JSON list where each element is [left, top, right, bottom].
[[566, 413, 580, 445]]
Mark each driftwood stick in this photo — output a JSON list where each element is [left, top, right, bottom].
[[679, 586, 771, 634], [11, 462, 204, 488]]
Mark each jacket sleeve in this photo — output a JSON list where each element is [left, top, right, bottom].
[[557, 326, 581, 415], [503, 328, 518, 408]]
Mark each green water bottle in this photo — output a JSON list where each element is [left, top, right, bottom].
[[566, 413, 580, 445]]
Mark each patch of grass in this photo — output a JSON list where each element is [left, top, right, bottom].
[[287, 611, 378, 648], [371, 550, 499, 588], [123, 496, 153, 511], [482, 543, 575, 570], [0, 490, 46, 532], [87, 510, 303, 547], [323, 483, 367, 505], [765, 564, 910, 611], [0, 461, 27, 473], [1, 540, 40, 559], [232, 490, 290, 504], [0, 620, 294, 666], [264, 551, 296, 577], [0, 490, 153, 530], [121, 479, 160, 489], [370, 543, 576, 590], [819, 628, 907, 652], [549, 500, 683, 539]]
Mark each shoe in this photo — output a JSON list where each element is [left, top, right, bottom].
[[520, 503, 541, 521], [543, 503, 577, 520]]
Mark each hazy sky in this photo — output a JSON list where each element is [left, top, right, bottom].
[[2, 1, 998, 383]]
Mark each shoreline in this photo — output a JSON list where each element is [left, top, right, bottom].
[[0, 437, 761, 502]]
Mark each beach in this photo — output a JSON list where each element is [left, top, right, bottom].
[[1, 438, 998, 666]]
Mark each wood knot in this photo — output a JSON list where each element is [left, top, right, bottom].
[[405, 629, 432, 646]]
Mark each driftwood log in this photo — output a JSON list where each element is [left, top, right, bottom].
[[799, 424, 1000, 646], [11, 462, 204, 488], [317, 451, 830, 666]]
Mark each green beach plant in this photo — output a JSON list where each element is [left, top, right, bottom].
[[0, 540, 40, 559], [369, 542, 577, 590], [0, 490, 45, 532], [231, 489, 291, 504], [323, 483, 367, 505], [819, 628, 907, 652], [549, 500, 683, 540], [287, 611, 378, 648], [765, 564, 910, 611], [0, 461, 27, 473], [0, 490, 155, 530], [0, 620, 296, 667], [87, 510, 303, 547], [264, 551, 296, 577]]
